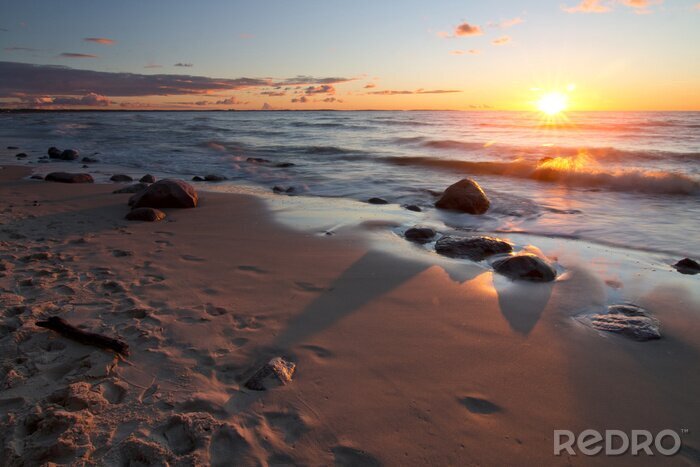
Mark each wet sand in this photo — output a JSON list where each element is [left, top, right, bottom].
[[1, 164, 699, 465]]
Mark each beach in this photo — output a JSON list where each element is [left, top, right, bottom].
[[1, 156, 699, 465]]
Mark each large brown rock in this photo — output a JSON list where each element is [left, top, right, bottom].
[[45, 172, 94, 183], [436, 235, 512, 260], [128, 179, 198, 209], [492, 253, 556, 282], [435, 179, 490, 214]]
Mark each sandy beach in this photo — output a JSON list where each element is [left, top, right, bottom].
[[0, 162, 698, 466]]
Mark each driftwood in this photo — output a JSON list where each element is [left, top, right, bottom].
[[36, 316, 129, 356]]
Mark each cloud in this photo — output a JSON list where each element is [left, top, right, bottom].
[[619, 0, 663, 13], [498, 17, 524, 28], [261, 102, 273, 110], [0, 61, 272, 97], [174, 62, 193, 67], [563, 0, 611, 13], [0, 28, 8, 32], [450, 49, 481, 55], [260, 91, 286, 96], [321, 97, 342, 103], [60, 53, 98, 58], [304, 84, 335, 95], [144, 64, 162, 69], [364, 83, 376, 89], [17, 92, 112, 107], [4, 46, 38, 52], [278, 75, 353, 85], [84, 37, 115, 45], [215, 96, 244, 105], [291, 96, 308, 103], [368, 89, 461, 95], [491, 35, 512, 46], [454, 22, 483, 37]]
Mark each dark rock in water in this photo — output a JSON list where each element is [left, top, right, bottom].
[[82, 165, 89, 168], [15, 153, 28, 159], [674, 258, 700, 275], [273, 185, 296, 194], [204, 174, 227, 182], [275, 162, 295, 168], [30, 175, 44, 180], [129, 179, 198, 208], [82, 156, 99, 163], [48, 147, 62, 158], [60, 149, 80, 160], [492, 253, 556, 282], [7, 146, 19, 150], [405, 227, 436, 244], [589, 304, 661, 341], [192, 176, 204, 181], [110, 174, 133, 182], [436, 235, 513, 261], [140, 174, 156, 183], [45, 172, 94, 184], [125, 207, 166, 222], [367, 197, 388, 205], [435, 178, 490, 214], [244, 357, 295, 391], [247, 157, 270, 164], [113, 183, 149, 194], [404, 204, 422, 212]]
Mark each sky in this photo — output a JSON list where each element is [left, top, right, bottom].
[[0, 0, 699, 110]]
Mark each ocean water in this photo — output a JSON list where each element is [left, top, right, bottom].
[[2, 110, 699, 257]]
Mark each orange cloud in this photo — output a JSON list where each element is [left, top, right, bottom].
[[563, 0, 611, 13], [84, 37, 115, 45], [491, 17, 524, 28], [305, 84, 335, 95], [454, 22, 483, 37], [491, 36, 512, 46], [368, 89, 461, 95], [364, 83, 376, 88], [60, 53, 98, 58], [451, 49, 481, 55]]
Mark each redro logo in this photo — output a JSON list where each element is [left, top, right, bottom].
[[554, 429, 682, 456]]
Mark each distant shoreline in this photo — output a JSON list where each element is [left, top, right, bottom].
[[2, 108, 699, 113]]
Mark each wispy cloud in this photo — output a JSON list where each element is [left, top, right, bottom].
[[260, 91, 286, 96], [174, 62, 193, 67], [278, 75, 353, 85], [563, 0, 611, 13], [368, 89, 461, 95], [489, 17, 524, 28], [491, 36, 512, 46], [84, 37, 115, 45], [144, 64, 162, 69], [60, 53, 98, 58], [450, 49, 481, 55], [304, 84, 335, 95], [291, 96, 308, 103], [454, 22, 483, 37], [364, 83, 376, 89], [16, 92, 112, 107], [4, 46, 38, 52]]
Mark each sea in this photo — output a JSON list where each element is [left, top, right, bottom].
[[2, 110, 699, 259]]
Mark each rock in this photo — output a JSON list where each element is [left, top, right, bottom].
[[275, 162, 295, 168], [367, 197, 388, 205], [435, 178, 490, 214], [204, 174, 227, 182], [82, 165, 89, 168], [404, 204, 422, 212], [81, 156, 99, 163], [45, 172, 94, 183], [247, 157, 270, 164], [492, 253, 556, 282], [192, 176, 205, 181], [113, 183, 149, 194], [405, 227, 436, 244], [110, 174, 133, 182], [15, 153, 28, 159], [436, 235, 513, 261], [140, 174, 156, 183], [125, 207, 166, 222], [48, 147, 62, 158], [588, 304, 661, 341], [273, 185, 296, 194], [7, 146, 19, 150], [674, 258, 700, 275], [60, 149, 80, 160], [128, 179, 198, 209], [244, 357, 295, 391], [30, 175, 44, 180]]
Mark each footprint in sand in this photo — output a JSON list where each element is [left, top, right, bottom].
[[264, 411, 309, 444], [111, 249, 133, 258], [331, 446, 382, 467], [97, 379, 128, 404], [209, 424, 256, 467], [237, 265, 267, 274], [295, 281, 327, 293], [459, 396, 501, 414], [154, 239, 173, 247], [299, 344, 334, 359], [181, 254, 205, 262]]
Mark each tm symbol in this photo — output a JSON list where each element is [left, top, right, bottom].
[[681, 429, 690, 435]]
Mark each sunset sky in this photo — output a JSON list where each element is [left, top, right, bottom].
[[1, 0, 699, 110]]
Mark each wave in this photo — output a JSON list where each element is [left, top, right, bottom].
[[300, 145, 364, 155], [383, 152, 700, 196]]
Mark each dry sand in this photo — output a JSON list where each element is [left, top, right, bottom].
[[1, 164, 699, 466]]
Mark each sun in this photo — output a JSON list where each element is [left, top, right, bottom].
[[537, 91, 568, 115]]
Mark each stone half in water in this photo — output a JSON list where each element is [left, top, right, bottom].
[[244, 357, 296, 391], [492, 253, 556, 282], [588, 304, 661, 341]]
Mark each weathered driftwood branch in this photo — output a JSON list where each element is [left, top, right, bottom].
[[36, 316, 129, 356]]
